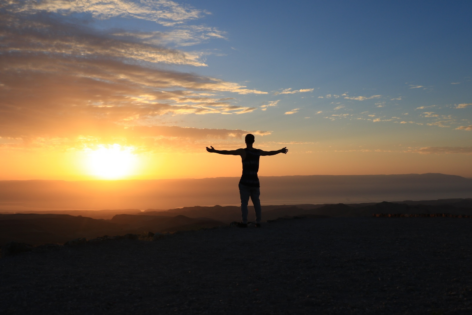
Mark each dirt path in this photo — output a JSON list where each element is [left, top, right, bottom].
[[1, 217, 472, 314]]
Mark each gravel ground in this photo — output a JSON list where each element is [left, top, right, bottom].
[[1, 217, 472, 315]]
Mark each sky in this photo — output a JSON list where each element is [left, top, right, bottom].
[[0, 0, 471, 180]]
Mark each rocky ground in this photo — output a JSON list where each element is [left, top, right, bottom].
[[1, 217, 472, 315]]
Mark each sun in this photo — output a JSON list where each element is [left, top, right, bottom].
[[85, 144, 138, 179]]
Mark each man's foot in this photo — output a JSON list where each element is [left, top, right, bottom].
[[237, 222, 248, 228], [255, 223, 261, 228]]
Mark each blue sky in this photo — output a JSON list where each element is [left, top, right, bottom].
[[1, 0, 472, 179], [170, 0, 472, 147]]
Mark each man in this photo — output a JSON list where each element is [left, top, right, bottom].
[[206, 134, 288, 228]]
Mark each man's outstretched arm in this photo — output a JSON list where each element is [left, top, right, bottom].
[[259, 147, 288, 156], [206, 146, 244, 156]]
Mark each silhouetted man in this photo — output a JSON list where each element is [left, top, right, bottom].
[[206, 134, 288, 228]]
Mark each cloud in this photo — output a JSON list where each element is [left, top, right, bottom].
[[12, 0, 206, 26], [397, 121, 421, 125], [285, 108, 299, 115], [0, 11, 208, 66], [275, 88, 314, 95], [456, 103, 472, 109], [0, 54, 265, 142], [261, 100, 280, 111], [423, 112, 439, 118], [316, 111, 323, 114], [344, 95, 381, 101], [427, 121, 449, 128], [416, 105, 436, 110], [391, 97, 402, 101], [0, 124, 272, 150], [131, 126, 270, 140], [451, 82, 460, 85], [456, 125, 472, 131], [416, 147, 472, 154], [375, 102, 385, 108], [409, 85, 423, 89], [0, 3, 267, 149], [319, 94, 341, 99], [116, 25, 226, 47], [327, 113, 350, 121], [334, 105, 345, 110]]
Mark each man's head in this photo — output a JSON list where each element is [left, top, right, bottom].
[[245, 134, 255, 144]]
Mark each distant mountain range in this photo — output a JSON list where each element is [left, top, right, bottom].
[[2, 198, 472, 247], [1, 173, 471, 211]]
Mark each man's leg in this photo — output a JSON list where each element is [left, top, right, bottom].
[[239, 184, 250, 224], [250, 187, 262, 224]]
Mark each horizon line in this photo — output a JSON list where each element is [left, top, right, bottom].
[[0, 173, 470, 182]]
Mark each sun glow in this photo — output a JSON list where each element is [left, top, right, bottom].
[[85, 144, 138, 179]]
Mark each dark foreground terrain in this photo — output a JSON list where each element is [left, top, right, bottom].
[[1, 217, 472, 314], [2, 199, 472, 247]]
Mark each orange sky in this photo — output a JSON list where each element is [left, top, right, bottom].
[[1, 145, 471, 180], [1, 1, 472, 180]]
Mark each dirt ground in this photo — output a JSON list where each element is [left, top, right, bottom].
[[1, 217, 472, 314]]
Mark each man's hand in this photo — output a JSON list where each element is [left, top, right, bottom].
[[206, 146, 216, 153], [279, 147, 288, 154]]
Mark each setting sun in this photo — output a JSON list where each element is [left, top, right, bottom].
[[85, 144, 138, 180]]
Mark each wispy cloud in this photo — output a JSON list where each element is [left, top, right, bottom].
[[409, 85, 424, 89], [398, 121, 421, 125], [0, 0, 267, 149], [456, 125, 472, 131], [334, 105, 345, 110], [319, 94, 341, 99], [373, 118, 393, 123], [13, 0, 207, 26], [0, 11, 207, 66], [285, 108, 300, 115], [416, 147, 472, 154], [344, 95, 381, 101], [115, 25, 226, 47], [416, 105, 436, 110], [451, 82, 460, 85], [456, 103, 472, 109], [427, 121, 449, 128], [261, 100, 280, 111], [132, 126, 270, 140], [276, 88, 314, 95], [327, 113, 350, 121], [423, 112, 439, 118], [390, 97, 402, 101]]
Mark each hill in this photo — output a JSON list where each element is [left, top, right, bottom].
[[2, 198, 472, 247]]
